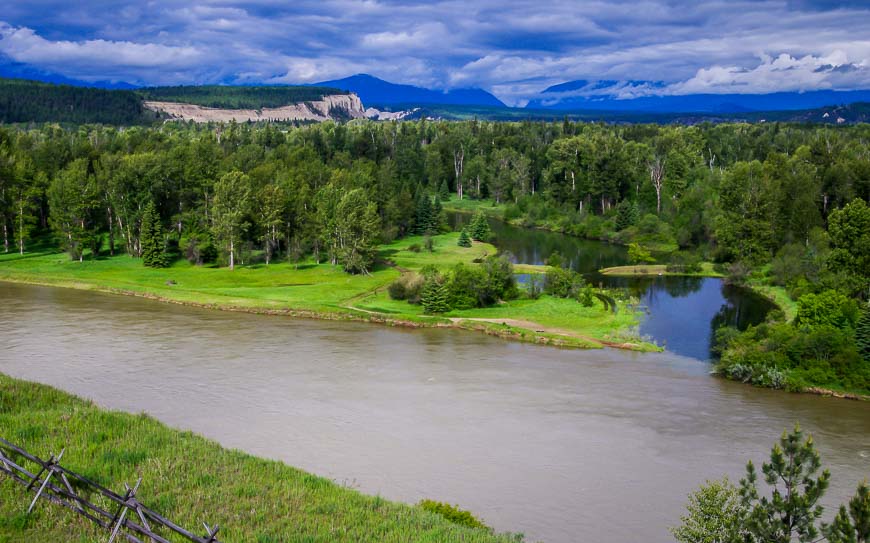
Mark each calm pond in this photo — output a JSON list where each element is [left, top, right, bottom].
[[450, 212, 776, 360], [1, 223, 868, 543]]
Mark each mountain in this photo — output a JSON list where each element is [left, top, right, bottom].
[[313, 74, 505, 108], [526, 80, 870, 113]]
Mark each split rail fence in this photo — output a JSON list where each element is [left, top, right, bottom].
[[0, 436, 221, 543]]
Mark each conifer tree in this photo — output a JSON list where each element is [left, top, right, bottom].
[[824, 482, 870, 543], [421, 279, 450, 314], [430, 194, 444, 233], [457, 228, 472, 247], [141, 200, 167, 268], [469, 211, 492, 241], [739, 424, 830, 543], [415, 192, 432, 235]]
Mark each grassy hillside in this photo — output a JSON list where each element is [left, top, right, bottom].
[[0, 373, 522, 542], [0, 78, 156, 125], [138, 85, 349, 109]]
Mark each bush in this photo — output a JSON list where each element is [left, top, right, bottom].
[[666, 253, 702, 274], [407, 243, 421, 253], [181, 233, 217, 265], [419, 500, 490, 531], [388, 273, 424, 303]]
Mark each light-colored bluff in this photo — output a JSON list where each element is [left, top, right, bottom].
[[144, 93, 367, 123]]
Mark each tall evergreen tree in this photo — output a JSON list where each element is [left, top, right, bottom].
[[469, 211, 492, 242], [415, 192, 432, 235], [739, 424, 830, 543], [430, 194, 444, 234], [421, 279, 450, 314], [141, 200, 167, 268]]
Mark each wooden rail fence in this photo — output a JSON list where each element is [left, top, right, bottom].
[[0, 437, 221, 543]]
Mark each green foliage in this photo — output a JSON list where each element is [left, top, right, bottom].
[[545, 251, 564, 269], [211, 170, 252, 270], [421, 278, 451, 314], [666, 253, 703, 274], [627, 243, 655, 265], [716, 320, 867, 393], [140, 201, 168, 268], [387, 273, 424, 303], [739, 424, 830, 543], [795, 290, 860, 330], [824, 482, 870, 543], [615, 199, 639, 231], [447, 256, 517, 309], [0, 78, 154, 124], [827, 198, 870, 285], [457, 228, 472, 247], [671, 478, 743, 543], [469, 211, 493, 242], [857, 307, 870, 363], [419, 500, 490, 531]]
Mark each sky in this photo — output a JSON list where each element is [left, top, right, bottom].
[[0, 0, 869, 106]]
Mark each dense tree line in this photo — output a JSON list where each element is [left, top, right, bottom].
[[0, 79, 157, 125], [137, 85, 347, 109], [0, 119, 867, 379]]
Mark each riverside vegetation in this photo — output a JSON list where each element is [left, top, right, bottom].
[[0, 120, 867, 387]]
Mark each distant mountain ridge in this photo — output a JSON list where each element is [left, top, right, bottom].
[[313, 74, 505, 108], [527, 79, 870, 113]]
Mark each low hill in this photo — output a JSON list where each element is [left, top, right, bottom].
[[0, 78, 156, 125], [315, 74, 506, 108]]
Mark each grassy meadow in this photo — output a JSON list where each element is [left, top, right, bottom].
[[0, 232, 653, 350], [0, 373, 523, 543]]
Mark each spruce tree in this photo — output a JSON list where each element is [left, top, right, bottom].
[[141, 201, 167, 268], [430, 195, 444, 233], [469, 211, 492, 241], [457, 228, 472, 247], [415, 192, 432, 235], [421, 279, 450, 314], [615, 200, 639, 231], [856, 306, 870, 362]]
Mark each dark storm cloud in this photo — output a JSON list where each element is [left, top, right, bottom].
[[0, 0, 868, 105]]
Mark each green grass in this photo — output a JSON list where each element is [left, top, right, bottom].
[[441, 198, 508, 219], [599, 263, 724, 278], [0, 232, 653, 350], [0, 373, 522, 543]]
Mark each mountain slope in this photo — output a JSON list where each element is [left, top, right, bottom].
[[314, 74, 505, 107], [527, 80, 870, 113]]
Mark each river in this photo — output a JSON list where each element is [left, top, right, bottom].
[[1, 230, 869, 543]]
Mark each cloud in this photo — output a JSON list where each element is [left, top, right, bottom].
[[0, 1, 868, 104]]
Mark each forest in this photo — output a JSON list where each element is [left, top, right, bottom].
[[0, 78, 158, 125], [136, 85, 348, 109], [0, 119, 868, 392]]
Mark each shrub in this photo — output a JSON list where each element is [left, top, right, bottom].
[[666, 253, 703, 274], [457, 229, 472, 247], [419, 500, 490, 531], [407, 243, 421, 253], [388, 273, 424, 303]]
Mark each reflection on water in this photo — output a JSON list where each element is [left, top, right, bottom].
[[450, 211, 774, 359]]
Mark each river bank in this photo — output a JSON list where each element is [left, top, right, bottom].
[[0, 232, 656, 352], [0, 373, 520, 542]]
